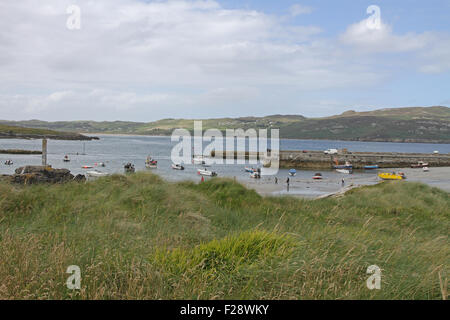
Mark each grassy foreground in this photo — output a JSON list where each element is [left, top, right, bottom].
[[0, 173, 448, 299]]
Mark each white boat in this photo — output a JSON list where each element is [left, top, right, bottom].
[[192, 155, 210, 166], [250, 172, 261, 179], [197, 168, 217, 176], [86, 170, 109, 178], [171, 163, 185, 170], [63, 155, 70, 162], [336, 169, 351, 174], [423, 167, 429, 172]]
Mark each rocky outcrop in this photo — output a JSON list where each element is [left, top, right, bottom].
[[9, 165, 85, 184]]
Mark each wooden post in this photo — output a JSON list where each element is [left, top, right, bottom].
[[42, 138, 47, 166]]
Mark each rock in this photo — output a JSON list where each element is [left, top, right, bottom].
[[73, 174, 86, 182], [12, 165, 75, 184]]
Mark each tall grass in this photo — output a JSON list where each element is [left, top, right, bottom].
[[0, 173, 448, 299]]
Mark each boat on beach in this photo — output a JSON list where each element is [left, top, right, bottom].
[[288, 169, 297, 176], [4, 160, 13, 165], [82, 165, 93, 169], [197, 168, 217, 176], [244, 167, 255, 173], [171, 163, 185, 170], [378, 172, 406, 180], [423, 167, 429, 172]]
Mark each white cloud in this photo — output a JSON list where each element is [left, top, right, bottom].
[[339, 18, 430, 53], [0, 0, 449, 120], [289, 4, 313, 17]]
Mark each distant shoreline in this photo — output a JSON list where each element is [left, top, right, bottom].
[[83, 132, 450, 145]]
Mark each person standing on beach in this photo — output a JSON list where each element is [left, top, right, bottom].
[[341, 178, 345, 187], [286, 177, 290, 192], [275, 177, 278, 184]]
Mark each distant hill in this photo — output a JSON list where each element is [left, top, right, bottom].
[[0, 124, 96, 140], [1, 106, 449, 143]]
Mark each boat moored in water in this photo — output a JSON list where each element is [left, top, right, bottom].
[[145, 156, 157, 168], [411, 161, 429, 168], [197, 168, 217, 176], [124, 163, 135, 173], [171, 163, 185, 170], [364, 165, 379, 169], [63, 155, 70, 162], [333, 160, 352, 170], [336, 169, 352, 174], [250, 171, 261, 179], [313, 173, 323, 180]]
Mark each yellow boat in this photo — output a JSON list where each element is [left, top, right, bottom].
[[378, 172, 406, 180]]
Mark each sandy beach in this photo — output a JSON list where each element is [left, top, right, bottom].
[[243, 167, 450, 199]]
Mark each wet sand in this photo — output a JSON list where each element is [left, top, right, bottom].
[[242, 167, 450, 199]]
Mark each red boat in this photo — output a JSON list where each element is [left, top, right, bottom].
[[313, 173, 323, 180]]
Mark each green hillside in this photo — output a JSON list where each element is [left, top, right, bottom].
[[0, 124, 95, 140], [0, 174, 448, 299], [1, 106, 449, 143]]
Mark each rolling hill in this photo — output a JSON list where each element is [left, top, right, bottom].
[[1, 106, 449, 143]]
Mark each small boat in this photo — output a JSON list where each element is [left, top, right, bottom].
[[192, 155, 206, 165], [244, 167, 254, 173], [423, 167, 429, 172], [145, 156, 157, 168], [96, 162, 106, 167], [313, 173, 323, 180], [378, 172, 406, 180], [250, 171, 261, 179], [86, 170, 109, 178], [336, 169, 351, 174], [63, 155, 70, 162], [364, 165, 379, 169], [4, 160, 13, 165], [411, 161, 429, 168], [288, 169, 297, 176], [171, 163, 185, 170], [333, 160, 352, 169], [197, 168, 217, 177], [81, 165, 93, 169], [124, 163, 135, 174]]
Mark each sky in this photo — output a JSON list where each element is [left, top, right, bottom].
[[0, 0, 450, 121]]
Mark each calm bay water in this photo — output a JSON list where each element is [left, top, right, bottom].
[[1, 135, 449, 183]]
